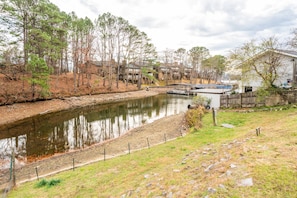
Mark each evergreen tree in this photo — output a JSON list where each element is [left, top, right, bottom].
[[27, 54, 52, 98]]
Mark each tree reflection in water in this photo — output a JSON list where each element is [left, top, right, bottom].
[[0, 94, 192, 164]]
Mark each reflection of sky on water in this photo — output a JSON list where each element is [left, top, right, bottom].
[[61, 95, 192, 151], [0, 135, 27, 169], [0, 95, 192, 164]]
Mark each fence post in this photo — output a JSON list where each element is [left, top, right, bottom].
[[240, 93, 243, 108], [10, 150, 16, 187], [104, 148, 106, 161], [128, 143, 131, 154], [212, 108, 217, 126], [256, 127, 261, 136], [35, 167, 39, 181], [146, 138, 150, 149]]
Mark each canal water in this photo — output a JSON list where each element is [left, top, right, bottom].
[[0, 94, 193, 165]]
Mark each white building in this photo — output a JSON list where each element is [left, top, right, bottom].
[[240, 49, 297, 93]]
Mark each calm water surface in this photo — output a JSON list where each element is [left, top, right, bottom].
[[0, 94, 192, 163]]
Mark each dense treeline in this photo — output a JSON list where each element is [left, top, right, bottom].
[[0, 0, 227, 103], [0, 0, 157, 68], [0, 0, 156, 95]]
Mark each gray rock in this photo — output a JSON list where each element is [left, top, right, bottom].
[[218, 184, 226, 189], [167, 191, 173, 198], [201, 163, 208, 168], [238, 178, 253, 187], [181, 160, 187, 164], [226, 170, 232, 176], [144, 174, 150, 179], [204, 147, 212, 151], [204, 164, 214, 172], [188, 180, 196, 185], [230, 164, 237, 168], [221, 123, 235, 128], [207, 187, 217, 193]]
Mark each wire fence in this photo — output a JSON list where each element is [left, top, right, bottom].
[[1, 126, 186, 195]]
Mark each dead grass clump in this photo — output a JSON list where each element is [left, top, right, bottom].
[[185, 106, 205, 128]]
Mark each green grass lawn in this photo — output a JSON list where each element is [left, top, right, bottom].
[[7, 107, 297, 197]]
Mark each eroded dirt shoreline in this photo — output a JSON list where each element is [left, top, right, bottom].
[[0, 88, 170, 126]]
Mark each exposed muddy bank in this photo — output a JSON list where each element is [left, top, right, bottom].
[[0, 88, 171, 127]]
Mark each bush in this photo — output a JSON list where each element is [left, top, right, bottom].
[[185, 106, 205, 128], [47, 179, 61, 187], [192, 95, 211, 106], [35, 179, 61, 188], [35, 179, 48, 188]]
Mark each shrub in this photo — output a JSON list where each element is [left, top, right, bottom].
[[192, 95, 211, 107], [35, 179, 48, 188], [35, 179, 61, 188], [185, 106, 205, 128], [47, 179, 61, 187]]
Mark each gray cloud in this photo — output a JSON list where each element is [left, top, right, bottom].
[[79, 0, 100, 16], [187, 5, 297, 38], [50, 0, 297, 55], [202, 0, 245, 13], [231, 8, 297, 32], [135, 16, 173, 30]]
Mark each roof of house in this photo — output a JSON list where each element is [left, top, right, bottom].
[[236, 48, 297, 69], [274, 49, 297, 58], [252, 49, 297, 60], [190, 89, 230, 94]]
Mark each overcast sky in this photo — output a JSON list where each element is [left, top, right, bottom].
[[49, 0, 297, 56]]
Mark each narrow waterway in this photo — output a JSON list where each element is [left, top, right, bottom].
[[0, 94, 192, 165]]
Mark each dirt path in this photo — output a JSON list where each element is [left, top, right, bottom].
[[1, 87, 188, 190]]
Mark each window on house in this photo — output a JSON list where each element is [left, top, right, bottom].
[[244, 86, 253, 92]]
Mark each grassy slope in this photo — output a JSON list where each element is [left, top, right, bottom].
[[8, 107, 297, 197]]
